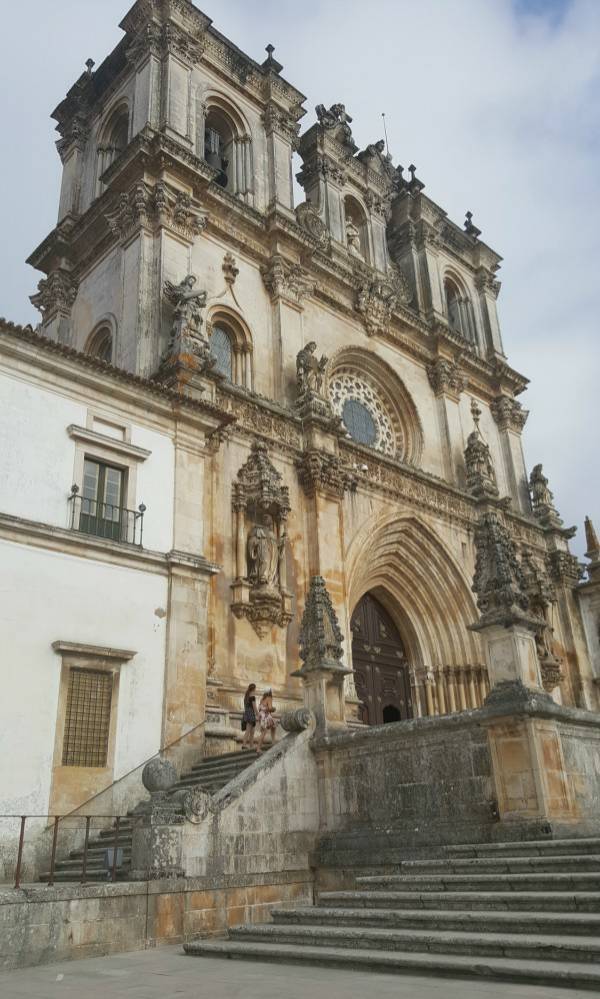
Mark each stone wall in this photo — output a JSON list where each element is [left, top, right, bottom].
[[313, 711, 497, 868], [0, 872, 311, 972]]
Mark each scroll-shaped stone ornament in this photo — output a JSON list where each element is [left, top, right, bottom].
[[279, 708, 314, 732], [181, 786, 212, 825]]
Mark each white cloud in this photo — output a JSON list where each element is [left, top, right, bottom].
[[1, 0, 598, 554]]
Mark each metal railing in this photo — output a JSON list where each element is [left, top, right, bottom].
[[68, 486, 145, 546], [4, 814, 130, 889]]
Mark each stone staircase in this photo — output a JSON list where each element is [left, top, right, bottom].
[[184, 836, 600, 989], [40, 749, 259, 883]]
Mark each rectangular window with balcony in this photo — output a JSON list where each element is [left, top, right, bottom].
[[78, 458, 125, 542], [62, 667, 113, 767]]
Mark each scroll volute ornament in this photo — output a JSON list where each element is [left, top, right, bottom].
[[231, 441, 292, 637]]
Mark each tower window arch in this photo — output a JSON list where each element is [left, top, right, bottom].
[[444, 275, 477, 345], [344, 195, 369, 262], [203, 101, 252, 201], [208, 309, 253, 388], [85, 324, 114, 364], [96, 104, 130, 193]]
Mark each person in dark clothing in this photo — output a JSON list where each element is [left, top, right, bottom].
[[241, 683, 257, 749]]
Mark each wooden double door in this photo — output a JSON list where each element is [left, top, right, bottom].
[[351, 593, 413, 726]]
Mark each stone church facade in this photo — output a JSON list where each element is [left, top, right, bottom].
[[1, 0, 600, 888]]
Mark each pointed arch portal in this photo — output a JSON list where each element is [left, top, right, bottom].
[[351, 592, 413, 725]]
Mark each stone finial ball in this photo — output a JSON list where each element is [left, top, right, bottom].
[[142, 757, 177, 793]]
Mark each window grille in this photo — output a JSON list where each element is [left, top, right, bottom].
[[210, 326, 233, 380], [62, 668, 112, 767]]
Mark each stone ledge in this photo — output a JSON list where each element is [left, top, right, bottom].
[[0, 512, 220, 578], [0, 868, 313, 906]]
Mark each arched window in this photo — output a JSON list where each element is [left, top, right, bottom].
[[444, 277, 476, 344], [344, 196, 369, 262], [203, 102, 252, 200], [96, 105, 129, 192], [209, 325, 233, 380], [208, 310, 253, 388], [85, 325, 113, 364]]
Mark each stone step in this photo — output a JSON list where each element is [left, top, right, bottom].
[[319, 890, 600, 912], [68, 840, 131, 866], [189, 751, 259, 771], [447, 837, 600, 858], [97, 823, 133, 839], [275, 905, 600, 936], [356, 871, 600, 892], [40, 866, 129, 883], [183, 938, 600, 989], [229, 922, 600, 963], [399, 855, 600, 874]]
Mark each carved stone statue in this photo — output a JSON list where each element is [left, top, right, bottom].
[[315, 102, 353, 130], [315, 102, 357, 152], [296, 342, 327, 396], [231, 441, 292, 637], [162, 274, 215, 374], [529, 464, 562, 526], [247, 513, 284, 593], [345, 218, 363, 257], [165, 275, 207, 337]]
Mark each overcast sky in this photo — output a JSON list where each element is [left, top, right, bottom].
[[0, 0, 598, 556]]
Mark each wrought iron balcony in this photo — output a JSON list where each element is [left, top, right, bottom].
[[68, 486, 145, 546]]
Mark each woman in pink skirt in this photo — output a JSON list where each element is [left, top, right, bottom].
[[256, 689, 276, 752]]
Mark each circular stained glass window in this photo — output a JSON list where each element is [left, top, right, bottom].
[[342, 398, 377, 446]]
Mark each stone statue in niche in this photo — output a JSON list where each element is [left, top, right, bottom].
[[231, 441, 292, 638], [296, 341, 327, 396], [345, 218, 363, 258], [247, 512, 285, 594]]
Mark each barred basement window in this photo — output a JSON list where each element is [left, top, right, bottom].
[[62, 668, 113, 767]]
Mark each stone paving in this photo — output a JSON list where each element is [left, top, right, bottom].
[[0, 946, 593, 999]]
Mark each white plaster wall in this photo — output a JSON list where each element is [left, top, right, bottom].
[[0, 371, 174, 552], [0, 540, 168, 816]]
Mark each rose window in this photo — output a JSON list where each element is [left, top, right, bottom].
[[329, 370, 397, 456]]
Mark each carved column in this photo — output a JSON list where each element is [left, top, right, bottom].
[[491, 395, 530, 514], [427, 356, 465, 486]]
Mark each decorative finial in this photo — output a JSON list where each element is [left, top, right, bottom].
[[464, 211, 482, 238], [85, 58, 95, 78], [262, 43, 283, 73], [471, 397, 482, 432], [406, 164, 425, 193]]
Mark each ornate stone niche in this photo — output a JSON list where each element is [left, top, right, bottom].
[[231, 440, 292, 637], [521, 551, 564, 693]]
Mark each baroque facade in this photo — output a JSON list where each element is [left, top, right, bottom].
[[1, 0, 600, 861]]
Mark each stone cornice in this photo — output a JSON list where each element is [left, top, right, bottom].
[[0, 319, 235, 433], [52, 640, 137, 662], [0, 511, 222, 578]]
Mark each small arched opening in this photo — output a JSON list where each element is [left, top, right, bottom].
[[96, 105, 129, 192], [444, 275, 477, 345], [85, 324, 114, 364], [204, 102, 251, 199]]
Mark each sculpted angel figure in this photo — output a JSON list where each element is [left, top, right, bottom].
[[164, 274, 207, 336], [247, 513, 284, 591], [296, 341, 328, 397]]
